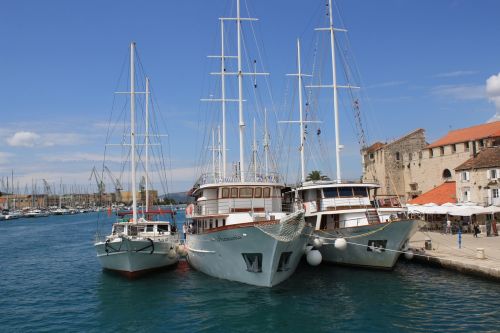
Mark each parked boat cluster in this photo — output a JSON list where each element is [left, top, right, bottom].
[[0, 207, 97, 220], [92, 0, 423, 287]]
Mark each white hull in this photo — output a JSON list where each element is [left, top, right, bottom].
[[315, 219, 420, 269], [95, 237, 178, 276], [186, 213, 309, 287]]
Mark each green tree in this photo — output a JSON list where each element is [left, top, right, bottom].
[[306, 170, 330, 181]]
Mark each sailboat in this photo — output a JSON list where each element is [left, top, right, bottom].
[[285, 0, 420, 269], [184, 0, 309, 287], [94, 42, 179, 277]]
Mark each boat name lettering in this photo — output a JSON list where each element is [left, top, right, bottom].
[[216, 235, 242, 242]]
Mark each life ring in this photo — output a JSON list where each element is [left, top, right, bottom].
[[185, 204, 195, 216]]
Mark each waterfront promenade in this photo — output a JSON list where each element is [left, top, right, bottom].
[[410, 231, 500, 280]]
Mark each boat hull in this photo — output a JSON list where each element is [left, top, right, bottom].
[[315, 219, 420, 269], [95, 237, 178, 275], [186, 220, 310, 287]]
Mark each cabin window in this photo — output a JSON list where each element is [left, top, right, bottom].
[[158, 225, 169, 233], [113, 225, 125, 235], [221, 188, 230, 198], [239, 188, 253, 198], [146, 225, 154, 232], [222, 219, 226, 226], [338, 187, 354, 197], [231, 188, 238, 198], [209, 219, 213, 229], [353, 187, 368, 197], [254, 187, 262, 198], [242, 253, 263, 273], [277, 252, 292, 272], [263, 187, 271, 198], [323, 188, 339, 198]]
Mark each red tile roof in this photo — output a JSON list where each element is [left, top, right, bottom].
[[455, 146, 500, 171], [408, 181, 457, 205], [427, 121, 500, 148]]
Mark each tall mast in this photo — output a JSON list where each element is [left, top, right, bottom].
[[327, 0, 341, 183], [221, 20, 227, 179], [236, 0, 245, 182], [212, 128, 216, 179], [297, 39, 306, 182], [217, 126, 222, 178], [145, 77, 150, 213], [263, 108, 269, 178], [130, 42, 138, 223], [253, 118, 257, 181]]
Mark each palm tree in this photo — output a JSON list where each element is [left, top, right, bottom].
[[306, 170, 330, 181]]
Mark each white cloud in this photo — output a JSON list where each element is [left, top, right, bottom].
[[5, 131, 90, 148], [434, 70, 477, 78], [366, 81, 407, 89], [486, 72, 500, 110], [431, 84, 486, 100], [6, 131, 41, 147]]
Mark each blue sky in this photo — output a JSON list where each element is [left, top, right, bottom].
[[1, 0, 499, 194]]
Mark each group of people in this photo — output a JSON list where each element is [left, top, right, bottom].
[[445, 219, 481, 237]]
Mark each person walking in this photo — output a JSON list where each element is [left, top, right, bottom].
[[446, 219, 452, 235], [473, 223, 480, 238]]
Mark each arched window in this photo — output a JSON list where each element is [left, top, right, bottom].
[[442, 169, 452, 179]]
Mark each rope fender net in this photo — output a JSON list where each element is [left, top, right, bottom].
[[254, 210, 306, 242]]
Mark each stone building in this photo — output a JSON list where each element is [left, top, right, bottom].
[[362, 121, 500, 203], [455, 146, 500, 206]]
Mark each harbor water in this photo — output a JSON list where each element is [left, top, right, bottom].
[[1, 213, 499, 332]]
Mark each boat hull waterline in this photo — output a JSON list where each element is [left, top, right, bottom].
[[95, 237, 178, 275], [315, 219, 420, 269], [186, 213, 310, 287]]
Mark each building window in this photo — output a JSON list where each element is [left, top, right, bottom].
[[479, 139, 484, 148], [464, 142, 470, 151], [440, 147, 445, 156], [442, 169, 452, 179], [410, 183, 418, 191], [451, 144, 456, 153], [418, 151, 423, 159], [461, 171, 470, 181], [369, 153, 374, 160], [489, 169, 498, 180], [462, 189, 471, 202], [493, 189, 499, 199], [395, 152, 400, 161], [429, 149, 434, 158], [409, 153, 412, 161]]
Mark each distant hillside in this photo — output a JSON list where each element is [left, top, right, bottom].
[[160, 191, 191, 204]]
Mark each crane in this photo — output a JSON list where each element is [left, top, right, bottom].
[[104, 166, 123, 203], [89, 166, 105, 196]]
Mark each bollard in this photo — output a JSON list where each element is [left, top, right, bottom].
[[476, 248, 485, 259]]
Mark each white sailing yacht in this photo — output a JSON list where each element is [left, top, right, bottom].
[[94, 42, 179, 277], [185, 0, 309, 287], [286, 0, 420, 269]]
